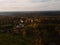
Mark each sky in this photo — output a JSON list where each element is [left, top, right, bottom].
[[0, 0, 60, 11]]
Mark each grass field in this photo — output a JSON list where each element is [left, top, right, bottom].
[[0, 33, 33, 45]]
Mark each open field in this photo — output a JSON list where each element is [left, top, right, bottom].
[[0, 11, 60, 45]]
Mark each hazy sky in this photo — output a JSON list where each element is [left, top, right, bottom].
[[0, 0, 60, 11]]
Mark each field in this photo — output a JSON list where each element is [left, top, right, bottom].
[[0, 12, 60, 45]]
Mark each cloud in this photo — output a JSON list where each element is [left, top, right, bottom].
[[0, 0, 60, 11]]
